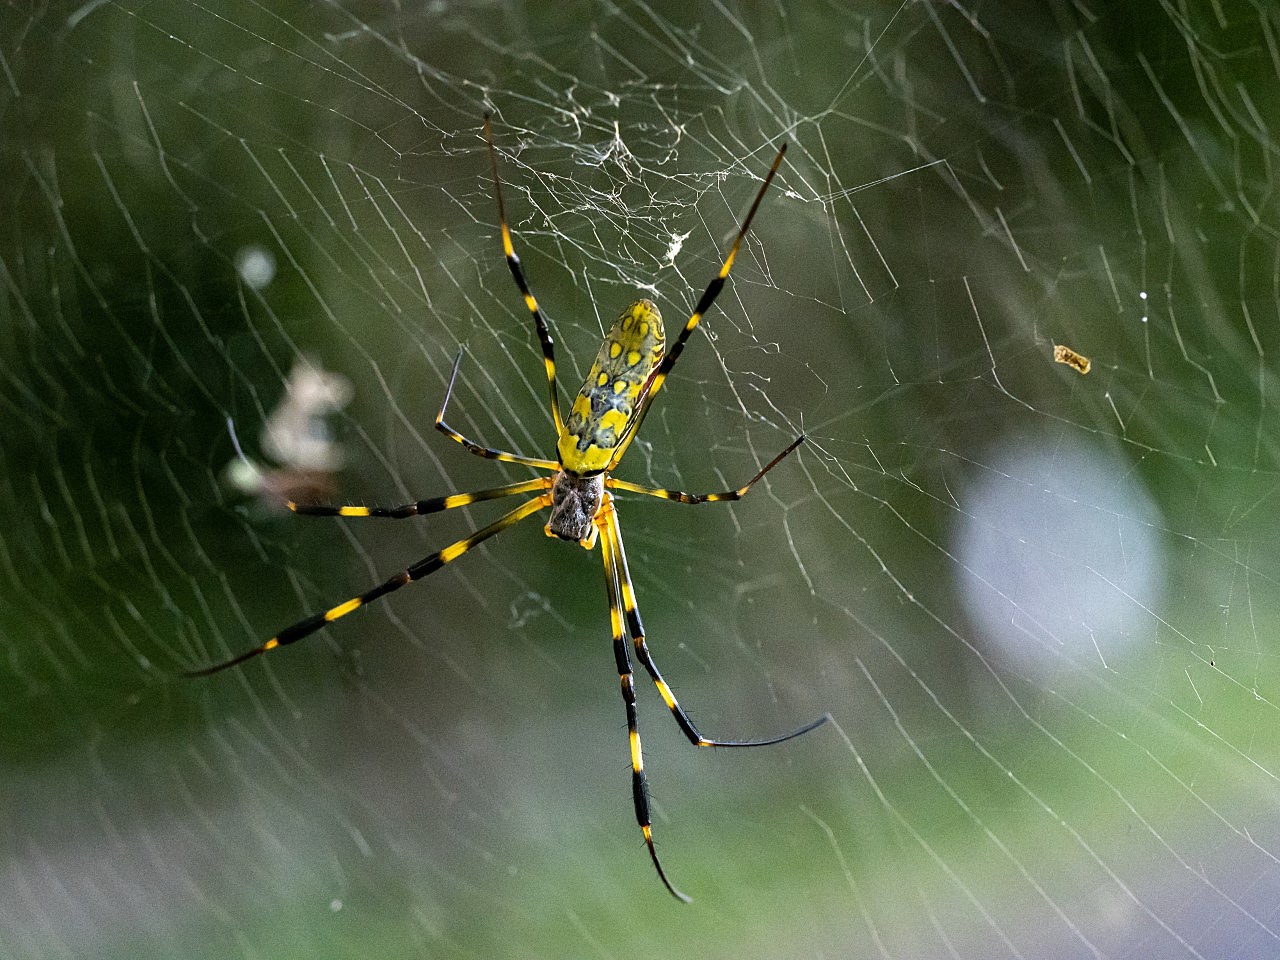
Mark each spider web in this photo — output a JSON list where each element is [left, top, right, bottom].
[[3, 0, 1279, 957]]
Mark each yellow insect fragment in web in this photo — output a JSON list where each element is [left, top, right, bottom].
[[1053, 343, 1091, 375]]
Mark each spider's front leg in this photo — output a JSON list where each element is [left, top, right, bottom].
[[183, 493, 552, 677], [597, 497, 690, 903], [593, 500, 827, 901], [288, 477, 552, 519], [606, 503, 829, 749]]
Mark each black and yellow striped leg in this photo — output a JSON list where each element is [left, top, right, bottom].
[[607, 143, 789, 471], [435, 349, 559, 471], [607, 507, 829, 749], [599, 501, 690, 903], [483, 113, 566, 438], [608, 434, 805, 504], [289, 477, 552, 519], [183, 494, 551, 677], [655, 143, 788, 392]]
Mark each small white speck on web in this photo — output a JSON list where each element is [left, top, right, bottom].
[[662, 231, 691, 267]]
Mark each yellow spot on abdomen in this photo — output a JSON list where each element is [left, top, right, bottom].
[[558, 300, 666, 474], [339, 506, 372, 517]]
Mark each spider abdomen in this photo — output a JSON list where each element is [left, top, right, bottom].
[[558, 300, 665, 474]]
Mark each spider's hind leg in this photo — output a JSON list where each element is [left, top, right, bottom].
[[483, 114, 566, 437]]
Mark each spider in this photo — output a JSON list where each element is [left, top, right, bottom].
[[187, 115, 829, 902]]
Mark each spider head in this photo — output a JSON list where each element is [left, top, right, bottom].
[[546, 470, 605, 548]]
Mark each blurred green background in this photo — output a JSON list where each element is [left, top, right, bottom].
[[3, 1, 1279, 957]]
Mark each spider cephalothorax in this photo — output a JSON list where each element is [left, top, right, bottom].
[[188, 115, 827, 902], [546, 470, 604, 545]]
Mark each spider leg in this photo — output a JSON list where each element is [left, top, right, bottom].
[[606, 507, 829, 748], [598, 498, 690, 903], [607, 434, 804, 504], [607, 142, 789, 471], [483, 113, 566, 438], [289, 477, 552, 519], [435, 349, 559, 471], [183, 493, 551, 677]]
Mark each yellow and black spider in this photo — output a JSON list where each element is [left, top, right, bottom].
[[188, 115, 829, 901]]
